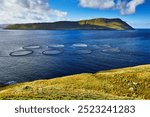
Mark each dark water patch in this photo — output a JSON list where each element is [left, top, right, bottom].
[[0, 29, 150, 83]]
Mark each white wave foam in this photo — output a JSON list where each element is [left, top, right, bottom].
[[5, 81, 17, 85]]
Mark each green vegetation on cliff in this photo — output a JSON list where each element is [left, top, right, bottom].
[[5, 18, 133, 30], [0, 65, 149, 100]]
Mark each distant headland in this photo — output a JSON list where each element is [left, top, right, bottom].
[[5, 18, 134, 30]]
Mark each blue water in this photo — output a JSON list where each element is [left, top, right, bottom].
[[0, 29, 150, 84]]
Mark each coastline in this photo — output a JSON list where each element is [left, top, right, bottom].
[[0, 64, 149, 100]]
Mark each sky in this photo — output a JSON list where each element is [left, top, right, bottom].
[[0, 0, 149, 28]]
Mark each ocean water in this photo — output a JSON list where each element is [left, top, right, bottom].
[[0, 29, 150, 84]]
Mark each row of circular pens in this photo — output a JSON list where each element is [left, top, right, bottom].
[[9, 45, 93, 57]]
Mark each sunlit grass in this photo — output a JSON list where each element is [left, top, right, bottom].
[[0, 65, 149, 100]]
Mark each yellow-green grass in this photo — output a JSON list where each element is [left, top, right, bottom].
[[0, 65, 150, 100], [79, 19, 128, 30]]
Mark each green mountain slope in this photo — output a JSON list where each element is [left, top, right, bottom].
[[0, 65, 149, 100], [5, 18, 133, 30]]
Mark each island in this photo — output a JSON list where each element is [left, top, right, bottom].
[[5, 18, 133, 30], [0, 65, 149, 100]]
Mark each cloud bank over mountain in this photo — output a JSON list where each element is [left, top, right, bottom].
[[0, 0, 145, 24], [0, 0, 67, 23]]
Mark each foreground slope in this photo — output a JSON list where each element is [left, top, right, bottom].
[[5, 18, 133, 30], [0, 65, 149, 100]]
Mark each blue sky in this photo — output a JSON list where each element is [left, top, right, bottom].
[[50, 0, 150, 28], [0, 0, 149, 28]]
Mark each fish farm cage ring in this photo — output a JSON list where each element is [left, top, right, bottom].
[[48, 44, 65, 48], [72, 43, 88, 48], [74, 49, 92, 54], [42, 50, 63, 56], [23, 45, 41, 49], [9, 50, 33, 57]]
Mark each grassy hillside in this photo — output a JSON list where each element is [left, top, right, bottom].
[[79, 18, 133, 30], [5, 18, 133, 30], [0, 65, 149, 100]]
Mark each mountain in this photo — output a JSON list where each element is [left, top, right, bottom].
[[5, 18, 134, 30], [0, 65, 149, 100], [0, 24, 8, 29]]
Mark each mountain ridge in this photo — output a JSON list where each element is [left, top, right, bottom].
[[5, 18, 134, 30]]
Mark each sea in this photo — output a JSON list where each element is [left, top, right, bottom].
[[0, 29, 150, 84]]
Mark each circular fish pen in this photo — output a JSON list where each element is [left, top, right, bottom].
[[74, 49, 92, 55], [9, 50, 33, 57], [42, 50, 63, 56], [48, 44, 65, 48], [72, 43, 88, 48], [23, 45, 41, 49]]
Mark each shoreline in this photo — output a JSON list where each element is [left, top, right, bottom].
[[0, 64, 150, 100], [0, 64, 148, 87]]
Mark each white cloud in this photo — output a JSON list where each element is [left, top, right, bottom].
[[79, 0, 145, 15], [79, 0, 115, 9], [0, 0, 67, 24], [118, 0, 145, 15]]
